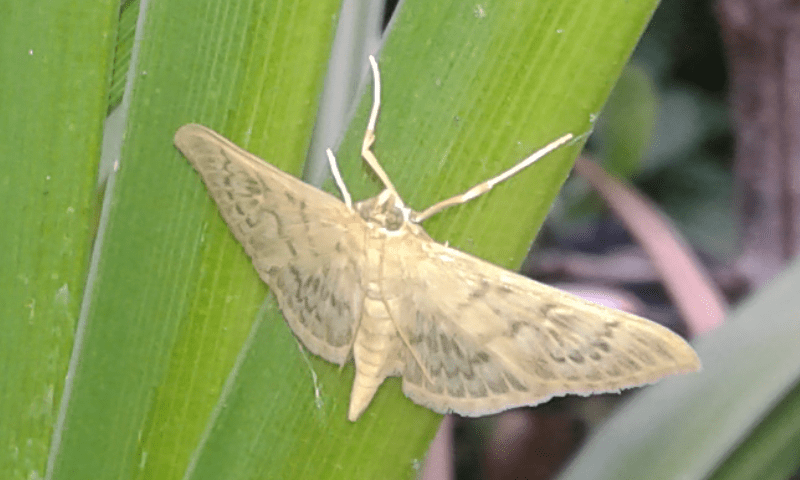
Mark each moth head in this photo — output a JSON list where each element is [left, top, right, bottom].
[[355, 189, 411, 231]]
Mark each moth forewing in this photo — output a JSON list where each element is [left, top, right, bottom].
[[174, 57, 699, 422], [174, 124, 368, 366]]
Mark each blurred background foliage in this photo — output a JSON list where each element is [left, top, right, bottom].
[[554, 0, 735, 261]]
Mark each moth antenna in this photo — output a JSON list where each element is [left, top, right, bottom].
[[326, 148, 353, 209], [361, 55, 399, 197], [411, 133, 574, 223]]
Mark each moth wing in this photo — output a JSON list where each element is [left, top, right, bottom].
[[382, 235, 700, 416], [174, 124, 366, 364]]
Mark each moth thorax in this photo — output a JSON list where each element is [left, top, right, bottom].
[[354, 189, 408, 231]]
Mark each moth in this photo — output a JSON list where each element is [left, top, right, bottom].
[[174, 56, 700, 422]]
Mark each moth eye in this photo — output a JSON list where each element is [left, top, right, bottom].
[[353, 199, 375, 222], [384, 208, 404, 231]]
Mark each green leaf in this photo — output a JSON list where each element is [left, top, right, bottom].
[[0, 1, 118, 478], [2, 0, 660, 478], [710, 380, 800, 480], [338, 1, 660, 265], [49, 1, 349, 477]]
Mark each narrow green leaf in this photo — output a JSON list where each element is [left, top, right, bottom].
[[0, 1, 117, 478], [48, 1, 344, 478], [710, 380, 800, 480]]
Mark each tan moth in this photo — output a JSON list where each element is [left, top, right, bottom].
[[174, 56, 700, 422]]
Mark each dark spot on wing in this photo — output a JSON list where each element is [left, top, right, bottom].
[[548, 328, 564, 346], [266, 210, 283, 237], [426, 333, 438, 353], [452, 340, 464, 360], [505, 372, 527, 392], [550, 353, 566, 363], [568, 351, 584, 363], [486, 375, 509, 394], [440, 334, 451, 355], [469, 279, 491, 299], [472, 351, 490, 364], [509, 321, 524, 336]]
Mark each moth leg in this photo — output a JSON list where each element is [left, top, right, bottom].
[[360, 55, 399, 196], [411, 133, 574, 223], [326, 148, 352, 209]]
